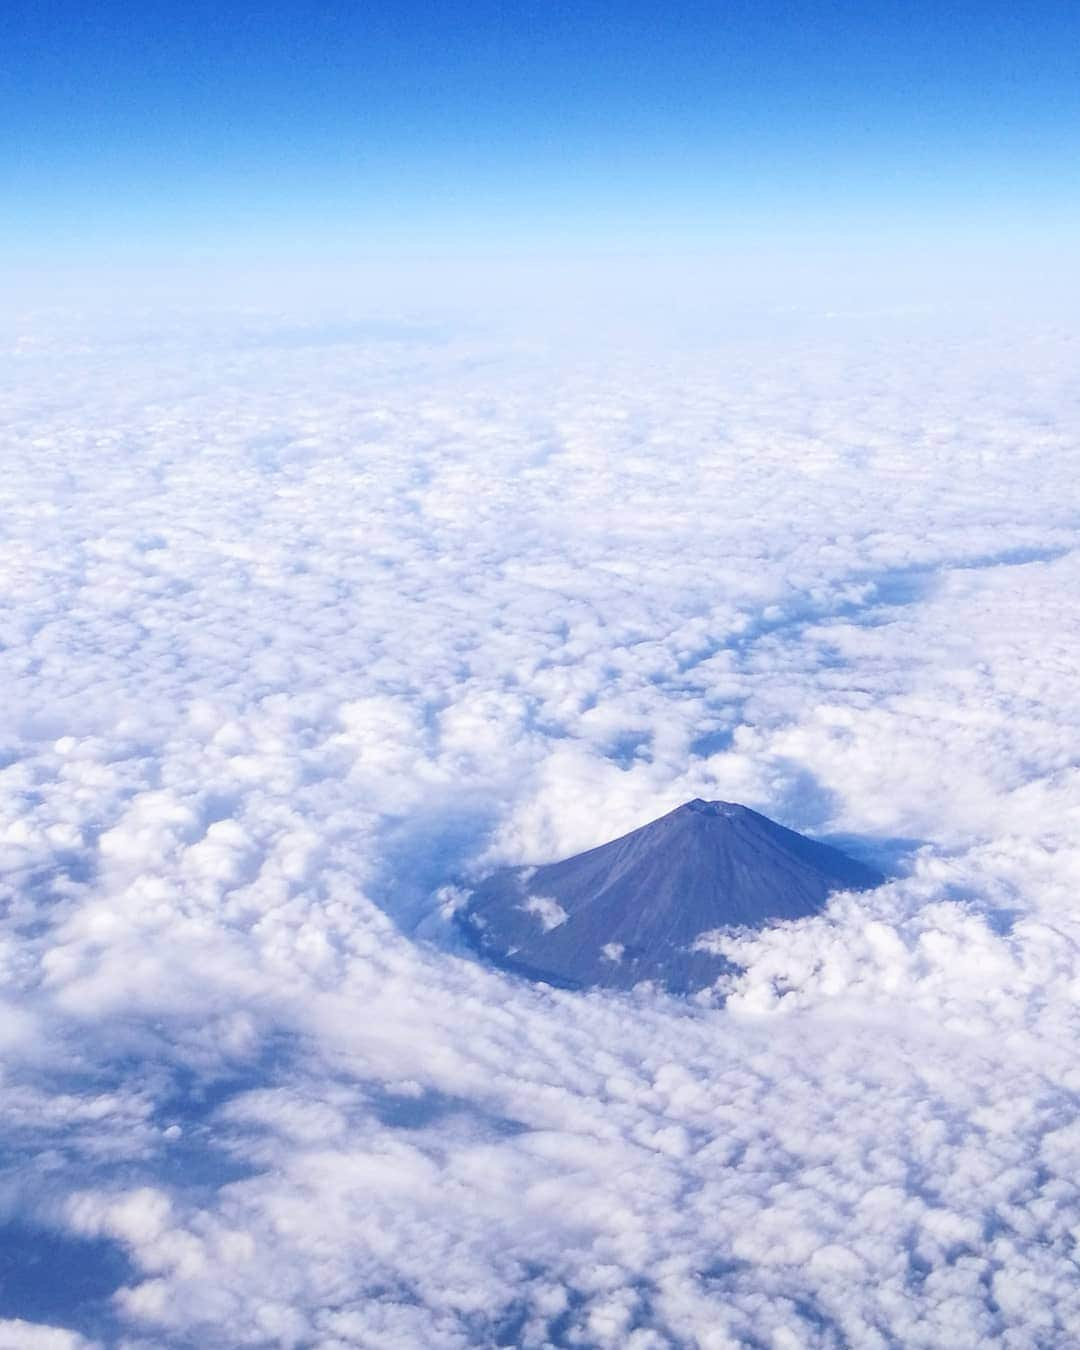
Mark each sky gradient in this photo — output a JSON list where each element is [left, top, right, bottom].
[[4, 0, 1079, 304]]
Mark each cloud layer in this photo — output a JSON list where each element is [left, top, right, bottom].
[[1, 308, 1079, 1346]]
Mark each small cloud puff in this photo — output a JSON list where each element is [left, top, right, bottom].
[[521, 895, 569, 932]]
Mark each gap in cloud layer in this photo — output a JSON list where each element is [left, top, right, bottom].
[[0, 1222, 132, 1344]]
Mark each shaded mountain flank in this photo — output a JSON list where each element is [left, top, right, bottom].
[[457, 799, 883, 994]]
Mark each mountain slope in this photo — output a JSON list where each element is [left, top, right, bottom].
[[457, 800, 883, 993]]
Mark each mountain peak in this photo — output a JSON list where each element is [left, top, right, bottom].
[[457, 799, 882, 994], [680, 798, 745, 817]]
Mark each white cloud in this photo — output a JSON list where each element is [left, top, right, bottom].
[[0, 1324, 98, 1350], [0, 309, 1079, 1344], [521, 895, 569, 932]]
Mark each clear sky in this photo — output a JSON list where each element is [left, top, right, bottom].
[[4, 0, 1079, 306]]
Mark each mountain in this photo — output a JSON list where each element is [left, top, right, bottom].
[[456, 799, 883, 994]]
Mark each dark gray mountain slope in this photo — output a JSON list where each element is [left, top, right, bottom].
[[457, 799, 882, 994]]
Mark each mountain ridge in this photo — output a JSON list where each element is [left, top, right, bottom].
[[457, 799, 883, 993]]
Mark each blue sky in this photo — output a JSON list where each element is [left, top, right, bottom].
[[4, 0, 1079, 293]]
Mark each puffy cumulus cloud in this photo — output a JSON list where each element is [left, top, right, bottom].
[[1, 309, 1080, 1345]]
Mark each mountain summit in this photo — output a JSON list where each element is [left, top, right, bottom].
[[457, 799, 882, 994]]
